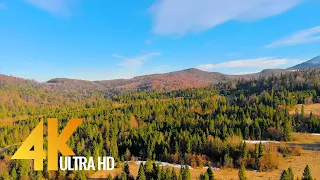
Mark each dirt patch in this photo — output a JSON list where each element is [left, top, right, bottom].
[[289, 104, 320, 117], [292, 132, 320, 143]]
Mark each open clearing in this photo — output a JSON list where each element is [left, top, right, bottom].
[[92, 152, 320, 180], [91, 133, 320, 180], [289, 103, 320, 117]]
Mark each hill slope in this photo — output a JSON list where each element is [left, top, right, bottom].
[[46, 68, 288, 92], [0, 68, 290, 93], [289, 55, 320, 69]]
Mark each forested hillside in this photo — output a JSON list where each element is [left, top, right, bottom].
[[0, 69, 320, 180], [1, 68, 289, 95]]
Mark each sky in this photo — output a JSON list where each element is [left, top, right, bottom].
[[0, 0, 320, 82]]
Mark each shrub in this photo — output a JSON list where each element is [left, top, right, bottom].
[[278, 144, 302, 157], [266, 128, 283, 141], [291, 146, 303, 156], [185, 153, 207, 168], [258, 152, 279, 171]]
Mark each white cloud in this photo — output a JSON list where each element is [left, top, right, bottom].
[[230, 71, 260, 75], [112, 52, 161, 68], [266, 26, 320, 48], [150, 0, 301, 35], [197, 57, 301, 70], [24, 0, 78, 15]]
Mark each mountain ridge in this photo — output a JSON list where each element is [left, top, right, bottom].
[[0, 68, 290, 93], [289, 55, 320, 69]]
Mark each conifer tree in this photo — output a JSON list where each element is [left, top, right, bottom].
[[238, 164, 248, 180], [123, 163, 130, 178], [301, 105, 305, 119], [302, 165, 313, 180], [258, 142, 264, 158], [199, 173, 209, 180], [137, 164, 146, 180], [207, 167, 214, 180], [145, 159, 153, 173], [181, 166, 191, 180], [165, 168, 172, 180], [107, 174, 113, 180], [171, 167, 178, 180], [120, 171, 127, 180], [280, 170, 289, 180], [288, 167, 294, 180], [11, 167, 17, 180], [241, 142, 248, 159]]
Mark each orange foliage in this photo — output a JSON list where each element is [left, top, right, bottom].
[[129, 115, 139, 129], [258, 152, 279, 171]]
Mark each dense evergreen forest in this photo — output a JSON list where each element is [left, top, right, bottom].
[[0, 69, 320, 180]]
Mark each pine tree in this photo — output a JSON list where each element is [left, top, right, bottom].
[[171, 167, 178, 180], [244, 126, 250, 140], [301, 105, 305, 119], [283, 120, 292, 141], [160, 167, 166, 180], [106, 174, 113, 180], [76, 171, 87, 180], [145, 159, 153, 173], [181, 166, 191, 180], [152, 163, 160, 180], [110, 135, 119, 160], [165, 168, 172, 180], [258, 142, 264, 158], [157, 167, 163, 180], [241, 142, 248, 159], [207, 167, 214, 180], [11, 167, 17, 180], [302, 165, 313, 180], [288, 168, 294, 180], [0, 171, 10, 180], [280, 170, 289, 180], [199, 173, 209, 180], [238, 164, 248, 180], [123, 163, 130, 178], [35, 171, 43, 180], [120, 171, 127, 180], [137, 164, 146, 180]]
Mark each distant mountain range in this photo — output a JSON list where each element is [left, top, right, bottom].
[[289, 55, 320, 69], [0, 55, 319, 93], [0, 68, 288, 93]]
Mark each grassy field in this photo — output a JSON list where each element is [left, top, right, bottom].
[[91, 133, 320, 180], [289, 103, 320, 117]]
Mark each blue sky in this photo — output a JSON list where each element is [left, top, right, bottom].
[[0, 0, 320, 81]]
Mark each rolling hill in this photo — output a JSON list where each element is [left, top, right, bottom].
[[46, 68, 289, 92], [0, 68, 290, 93]]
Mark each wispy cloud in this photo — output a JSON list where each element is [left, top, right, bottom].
[[24, 0, 78, 15], [112, 52, 161, 68], [150, 0, 301, 35], [230, 71, 260, 75], [266, 26, 320, 48], [197, 57, 302, 70]]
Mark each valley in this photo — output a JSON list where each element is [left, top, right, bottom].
[[1, 68, 320, 180]]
